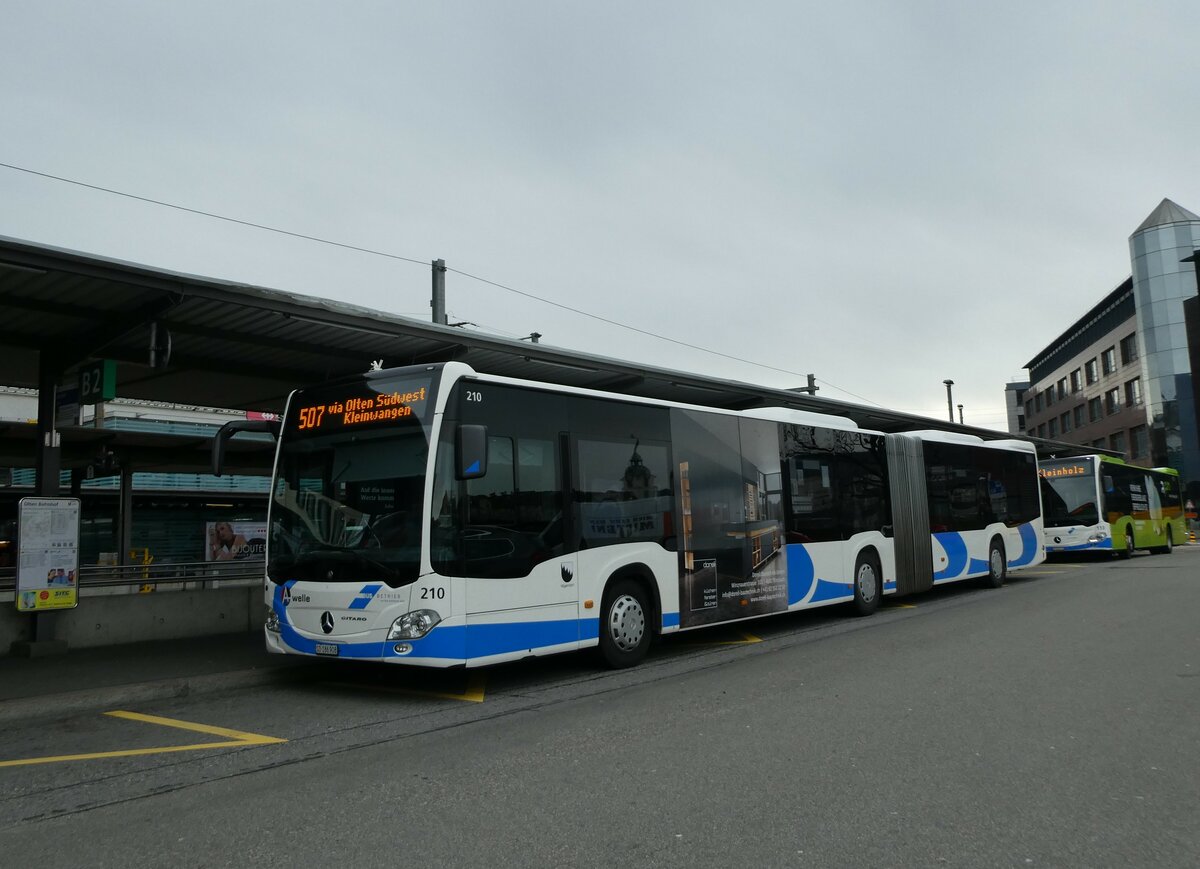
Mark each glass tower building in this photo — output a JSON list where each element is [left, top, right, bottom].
[[1128, 198, 1200, 499]]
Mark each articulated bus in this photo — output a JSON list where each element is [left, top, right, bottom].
[[218, 362, 1044, 669], [1039, 455, 1185, 557]]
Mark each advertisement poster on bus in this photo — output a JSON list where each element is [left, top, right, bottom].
[[15, 497, 80, 612], [206, 521, 267, 562]]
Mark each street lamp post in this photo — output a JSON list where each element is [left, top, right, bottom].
[[957, 404, 964, 424], [943, 379, 955, 422]]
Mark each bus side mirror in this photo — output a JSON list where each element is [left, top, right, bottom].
[[456, 425, 488, 480], [212, 418, 280, 477]]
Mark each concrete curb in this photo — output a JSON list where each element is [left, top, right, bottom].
[[0, 664, 309, 726]]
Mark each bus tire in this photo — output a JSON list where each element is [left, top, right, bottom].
[[1155, 527, 1174, 555], [979, 537, 1006, 588], [1118, 527, 1134, 559], [851, 551, 881, 616], [598, 578, 651, 669]]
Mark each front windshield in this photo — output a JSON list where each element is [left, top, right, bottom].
[[269, 372, 438, 587], [1039, 460, 1100, 527]]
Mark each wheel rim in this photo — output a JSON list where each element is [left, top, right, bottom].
[[990, 547, 1004, 578], [608, 594, 646, 652], [857, 563, 877, 603], [1165, 535, 1172, 553]]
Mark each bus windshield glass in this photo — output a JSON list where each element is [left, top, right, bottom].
[[1038, 459, 1100, 527], [270, 372, 438, 587]]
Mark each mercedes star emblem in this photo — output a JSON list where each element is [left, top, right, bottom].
[[320, 611, 334, 634]]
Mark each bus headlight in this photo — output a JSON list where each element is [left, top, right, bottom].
[[1088, 531, 1109, 544], [388, 610, 441, 640], [265, 609, 281, 633]]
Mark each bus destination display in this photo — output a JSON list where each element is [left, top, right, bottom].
[[293, 384, 429, 435], [1038, 461, 1090, 479]]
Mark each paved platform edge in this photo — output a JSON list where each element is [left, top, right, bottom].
[[0, 664, 308, 726]]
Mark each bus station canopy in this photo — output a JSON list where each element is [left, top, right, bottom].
[[0, 233, 1099, 473]]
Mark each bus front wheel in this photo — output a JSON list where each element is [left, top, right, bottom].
[[1118, 527, 1134, 559], [979, 538, 1006, 588], [598, 579, 651, 669]]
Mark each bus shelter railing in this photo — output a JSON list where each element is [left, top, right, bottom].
[[0, 560, 265, 593]]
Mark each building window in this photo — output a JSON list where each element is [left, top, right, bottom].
[[1092, 438, 1106, 449], [1015, 388, 1026, 404], [1110, 431, 1126, 455], [1085, 359, 1098, 385], [1101, 347, 1117, 376], [1025, 399, 1033, 419], [1088, 397, 1102, 422], [1060, 412, 1071, 433], [1017, 414, 1025, 431], [1105, 387, 1121, 415], [1056, 378, 1067, 400], [1073, 405, 1085, 428], [1070, 369, 1082, 392], [1131, 425, 1149, 457], [1037, 423, 1046, 438], [1045, 387, 1055, 407], [1120, 333, 1138, 365], [1035, 393, 1043, 412], [1047, 419, 1058, 438], [1125, 377, 1141, 406]]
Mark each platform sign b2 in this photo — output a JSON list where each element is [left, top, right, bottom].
[[79, 359, 116, 405], [15, 498, 81, 612]]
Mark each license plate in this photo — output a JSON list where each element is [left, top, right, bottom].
[[315, 643, 339, 657]]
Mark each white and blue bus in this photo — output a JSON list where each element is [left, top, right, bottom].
[[216, 362, 1044, 669]]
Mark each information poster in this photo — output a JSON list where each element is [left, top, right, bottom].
[[16, 497, 81, 612]]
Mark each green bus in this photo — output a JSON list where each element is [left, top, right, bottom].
[[1039, 455, 1186, 557]]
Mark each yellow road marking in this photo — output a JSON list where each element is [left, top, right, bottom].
[[0, 712, 285, 769], [325, 672, 486, 703], [681, 631, 762, 647], [886, 603, 917, 609]]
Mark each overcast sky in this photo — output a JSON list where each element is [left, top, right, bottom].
[[3, 1, 1198, 428]]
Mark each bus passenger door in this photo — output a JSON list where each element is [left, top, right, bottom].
[[454, 387, 580, 659]]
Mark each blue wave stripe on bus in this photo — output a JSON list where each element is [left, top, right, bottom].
[[968, 558, 989, 574], [663, 612, 680, 628], [1049, 539, 1111, 552], [933, 532, 968, 580], [403, 618, 587, 660], [810, 578, 853, 603], [1008, 523, 1040, 567], [785, 544, 816, 604]]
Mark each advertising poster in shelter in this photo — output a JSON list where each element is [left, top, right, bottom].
[[205, 521, 268, 562], [15, 497, 80, 612]]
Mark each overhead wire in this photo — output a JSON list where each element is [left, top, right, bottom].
[[3, 159, 888, 406]]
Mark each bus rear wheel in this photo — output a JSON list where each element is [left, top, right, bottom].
[[979, 538, 1006, 588], [1154, 527, 1174, 555], [1118, 527, 1134, 559], [851, 552, 881, 616], [598, 579, 651, 669]]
